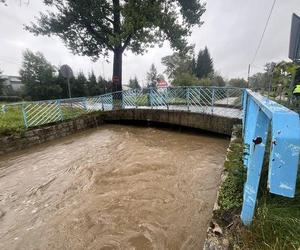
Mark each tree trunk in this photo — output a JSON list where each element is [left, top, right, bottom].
[[112, 0, 122, 93], [112, 46, 122, 92]]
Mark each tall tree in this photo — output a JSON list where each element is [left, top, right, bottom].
[[98, 76, 112, 94], [86, 71, 100, 96], [146, 64, 158, 88], [195, 46, 214, 79], [161, 46, 195, 81], [211, 73, 225, 87], [128, 76, 141, 89], [162, 46, 198, 86], [25, 0, 205, 92], [71, 72, 88, 97], [20, 49, 62, 100]]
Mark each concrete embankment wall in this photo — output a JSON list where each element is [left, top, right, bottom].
[[0, 115, 103, 155], [0, 109, 241, 155], [102, 109, 241, 136]]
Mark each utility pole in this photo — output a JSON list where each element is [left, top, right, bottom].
[[247, 64, 251, 89]]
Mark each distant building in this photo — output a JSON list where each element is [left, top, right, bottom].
[[1, 75, 24, 91]]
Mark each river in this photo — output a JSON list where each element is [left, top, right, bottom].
[[0, 124, 228, 250]]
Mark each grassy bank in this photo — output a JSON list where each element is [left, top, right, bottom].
[[0, 105, 25, 136], [0, 104, 93, 136], [215, 125, 300, 249]]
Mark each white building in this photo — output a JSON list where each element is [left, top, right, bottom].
[[1, 75, 24, 91]]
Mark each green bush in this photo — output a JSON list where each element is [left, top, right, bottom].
[[0, 96, 23, 102]]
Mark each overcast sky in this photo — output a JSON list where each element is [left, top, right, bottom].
[[0, 0, 299, 86]]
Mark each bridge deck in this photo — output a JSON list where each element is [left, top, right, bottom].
[[99, 105, 243, 119]]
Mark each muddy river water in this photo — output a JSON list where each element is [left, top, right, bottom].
[[0, 125, 228, 250]]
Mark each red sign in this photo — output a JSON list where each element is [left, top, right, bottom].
[[157, 79, 168, 88]]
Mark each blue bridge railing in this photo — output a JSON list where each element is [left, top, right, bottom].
[[241, 89, 300, 224], [1, 86, 244, 128]]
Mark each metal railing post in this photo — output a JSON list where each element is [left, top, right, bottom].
[[166, 87, 169, 110], [121, 91, 124, 109], [101, 96, 104, 111], [135, 90, 138, 109], [57, 100, 64, 121], [21, 104, 28, 128], [226, 88, 229, 105], [83, 97, 88, 111], [187, 87, 190, 111], [150, 88, 153, 109], [211, 88, 215, 114]]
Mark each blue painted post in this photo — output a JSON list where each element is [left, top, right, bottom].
[[242, 90, 248, 134], [226, 89, 229, 105], [100, 96, 104, 111], [165, 88, 169, 110], [83, 97, 88, 111], [21, 104, 28, 128], [57, 100, 64, 121], [120, 92, 123, 109], [243, 98, 260, 168], [211, 88, 215, 114], [241, 110, 270, 225], [135, 90, 138, 109], [150, 88, 153, 109], [187, 87, 190, 111]]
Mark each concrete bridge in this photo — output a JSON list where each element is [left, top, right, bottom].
[[1, 86, 299, 225], [102, 108, 240, 136]]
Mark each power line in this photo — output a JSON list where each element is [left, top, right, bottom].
[[250, 0, 277, 66]]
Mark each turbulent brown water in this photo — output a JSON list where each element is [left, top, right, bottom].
[[0, 125, 228, 250]]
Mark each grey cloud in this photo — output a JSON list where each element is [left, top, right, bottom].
[[0, 0, 299, 85]]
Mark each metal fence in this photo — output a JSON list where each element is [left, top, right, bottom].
[[1, 86, 244, 128]]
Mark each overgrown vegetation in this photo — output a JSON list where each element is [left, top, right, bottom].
[[217, 126, 246, 214], [215, 125, 300, 249]]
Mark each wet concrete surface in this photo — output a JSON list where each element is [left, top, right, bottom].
[[0, 124, 229, 250]]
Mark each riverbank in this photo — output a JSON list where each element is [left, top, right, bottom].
[[205, 125, 300, 249]]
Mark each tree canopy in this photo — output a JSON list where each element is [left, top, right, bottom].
[[228, 78, 248, 88], [19, 49, 111, 100], [19, 49, 62, 100], [146, 64, 158, 88], [161, 46, 195, 81], [25, 0, 206, 91], [161, 46, 221, 86], [195, 46, 214, 79], [128, 76, 141, 89]]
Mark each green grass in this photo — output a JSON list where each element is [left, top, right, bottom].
[[0, 104, 95, 136], [218, 130, 246, 211], [0, 105, 25, 136], [236, 149, 300, 249], [216, 125, 300, 249]]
